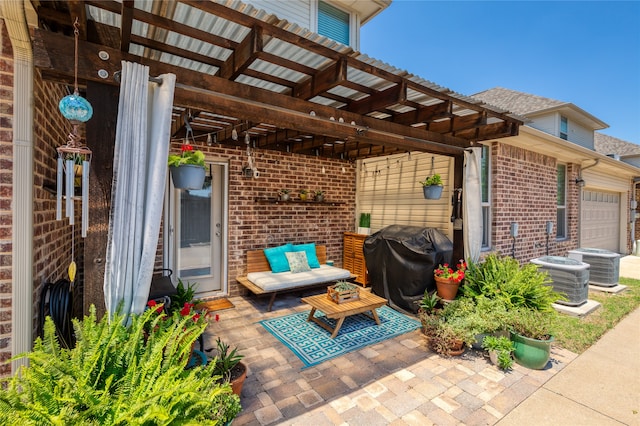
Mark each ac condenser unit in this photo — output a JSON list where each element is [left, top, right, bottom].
[[531, 256, 590, 307], [567, 248, 620, 287]]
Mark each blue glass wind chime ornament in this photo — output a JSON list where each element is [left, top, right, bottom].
[[56, 17, 93, 241]]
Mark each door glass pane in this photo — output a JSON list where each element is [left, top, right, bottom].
[[179, 186, 212, 277]]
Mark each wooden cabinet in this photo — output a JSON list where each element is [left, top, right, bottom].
[[343, 232, 369, 286]]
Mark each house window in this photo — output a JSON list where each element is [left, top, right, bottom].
[[560, 116, 568, 140], [318, 1, 350, 45], [481, 145, 491, 249], [557, 164, 567, 238]]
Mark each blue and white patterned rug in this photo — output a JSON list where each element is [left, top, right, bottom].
[[259, 305, 421, 368]]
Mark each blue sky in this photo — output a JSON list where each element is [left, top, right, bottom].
[[361, 1, 640, 145]]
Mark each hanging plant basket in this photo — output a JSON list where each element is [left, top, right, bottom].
[[423, 185, 443, 200], [170, 165, 205, 190]]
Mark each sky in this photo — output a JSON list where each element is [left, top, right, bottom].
[[361, 1, 640, 146]]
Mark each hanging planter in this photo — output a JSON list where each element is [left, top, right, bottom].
[[421, 173, 443, 200], [169, 164, 205, 190], [168, 143, 206, 190], [423, 185, 443, 200]]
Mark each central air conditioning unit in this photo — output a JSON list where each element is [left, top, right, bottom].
[[531, 256, 590, 307], [567, 248, 620, 287]]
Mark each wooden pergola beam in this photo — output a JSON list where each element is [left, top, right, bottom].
[[32, 29, 473, 156]]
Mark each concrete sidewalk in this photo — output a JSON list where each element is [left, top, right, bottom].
[[498, 255, 640, 425]]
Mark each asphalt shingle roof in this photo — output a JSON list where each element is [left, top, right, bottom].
[[594, 132, 640, 156], [472, 87, 567, 116]]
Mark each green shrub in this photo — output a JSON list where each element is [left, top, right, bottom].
[[0, 305, 240, 425], [461, 254, 565, 312]]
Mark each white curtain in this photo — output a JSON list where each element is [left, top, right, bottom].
[[463, 147, 483, 264], [104, 61, 176, 317]]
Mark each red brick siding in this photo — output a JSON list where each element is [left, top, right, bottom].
[[169, 141, 356, 296], [488, 142, 580, 262], [0, 21, 13, 376], [32, 74, 84, 336]]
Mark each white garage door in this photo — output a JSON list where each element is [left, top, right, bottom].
[[580, 190, 620, 252]]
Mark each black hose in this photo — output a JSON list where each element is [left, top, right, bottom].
[[39, 279, 75, 348]]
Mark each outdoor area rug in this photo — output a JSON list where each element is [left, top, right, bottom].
[[259, 305, 421, 368]]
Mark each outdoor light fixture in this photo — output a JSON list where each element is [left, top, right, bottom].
[[575, 177, 586, 187]]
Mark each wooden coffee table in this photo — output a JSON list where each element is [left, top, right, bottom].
[[301, 290, 387, 338]]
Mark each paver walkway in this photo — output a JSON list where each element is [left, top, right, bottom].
[[204, 292, 576, 425]]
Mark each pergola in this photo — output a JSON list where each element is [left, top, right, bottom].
[[32, 0, 522, 160]]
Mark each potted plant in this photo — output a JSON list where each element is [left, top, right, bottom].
[[168, 143, 206, 190], [298, 188, 309, 201], [507, 308, 557, 370], [0, 305, 241, 424], [358, 212, 371, 235], [433, 260, 467, 300], [328, 280, 359, 303], [416, 291, 441, 336], [482, 335, 515, 370], [420, 297, 475, 356], [314, 189, 324, 202], [279, 188, 291, 201], [420, 173, 443, 199], [212, 338, 247, 396]]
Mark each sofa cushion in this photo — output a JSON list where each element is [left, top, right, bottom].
[[247, 265, 351, 292], [264, 243, 294, 273], [292, 243, 320, 268], [285, 251, 311, 273]]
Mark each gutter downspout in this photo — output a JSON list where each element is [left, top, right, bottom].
[[633, 177, 640, 255], [0, 0, 34, 373]]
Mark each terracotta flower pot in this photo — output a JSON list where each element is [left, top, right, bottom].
[[434, 276, 461, 300], [230, 361, 247, 396]]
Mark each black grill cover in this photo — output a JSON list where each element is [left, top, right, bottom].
[[363, 225, 453, 314]]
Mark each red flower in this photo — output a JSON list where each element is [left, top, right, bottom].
[[434, 259, 467, 283], [146, 300, 164, 314], [181, 144, 193, 152], [180, 302, 194, 317]]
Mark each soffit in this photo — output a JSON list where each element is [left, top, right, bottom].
[[493, 126, 640, 177], [31, 0, 522, 160]]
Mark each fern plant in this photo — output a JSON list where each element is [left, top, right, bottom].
[[461, 254, 565, 312], [0, 305, 241, 425]]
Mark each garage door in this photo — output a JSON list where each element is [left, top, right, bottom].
[[580, 190, 620, 252]]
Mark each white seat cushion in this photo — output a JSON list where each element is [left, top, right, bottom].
[[246, 265, 351, 292]]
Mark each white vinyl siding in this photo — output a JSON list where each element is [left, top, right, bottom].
[[356, 152, 453, 239], [244, 0, 312, 29], [528, 114, 556, 136]]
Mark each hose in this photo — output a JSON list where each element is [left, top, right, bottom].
[[39, 279, 75, 348]]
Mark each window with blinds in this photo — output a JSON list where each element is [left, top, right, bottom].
[[557, 164, 567, 239], [318, 1, 350, 45]]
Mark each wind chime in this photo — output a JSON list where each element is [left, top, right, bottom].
[[56, 18, 93, 282]]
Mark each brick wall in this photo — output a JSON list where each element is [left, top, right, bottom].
[[489, 142, 579, 262], [32, 73, 85, 332], [170, 141, 356, 296], [0, 21, 13, 375]]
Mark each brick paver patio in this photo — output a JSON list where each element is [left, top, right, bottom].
[[203, 291, 576, 426]]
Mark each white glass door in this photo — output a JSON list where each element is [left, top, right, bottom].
[[168, 162, 227, 297]]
